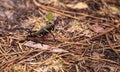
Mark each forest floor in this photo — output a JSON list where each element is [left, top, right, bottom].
[[0, 0, 120, 72]]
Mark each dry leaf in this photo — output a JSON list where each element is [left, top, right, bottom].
[[51, 48, 68, 53], [24, 41, 50, 49], [92, 52, 104, 59], [24, 41, 68, 53], [66, 2, 88, 9], [88, 24, 105, 33], [38, 0, 54, 4], [0, 0, 15, 9]]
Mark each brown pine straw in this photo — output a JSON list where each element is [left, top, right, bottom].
[[79, 22, 120, 43], [33, 0, 109, 21], [33, 0, 120, 43], [105, 34, 120, 59], [33, 0, 120, 65]]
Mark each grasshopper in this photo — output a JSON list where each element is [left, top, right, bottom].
[[27, 24, 55, 40]]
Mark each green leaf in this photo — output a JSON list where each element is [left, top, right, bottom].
[[111, 6, 120, 14], [46, 12, 53, 21]]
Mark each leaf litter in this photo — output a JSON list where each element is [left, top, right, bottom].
[[0, 0, 120, 72]]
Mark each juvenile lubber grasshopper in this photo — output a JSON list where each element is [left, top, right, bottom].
[[27, 24, 56, 41]]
